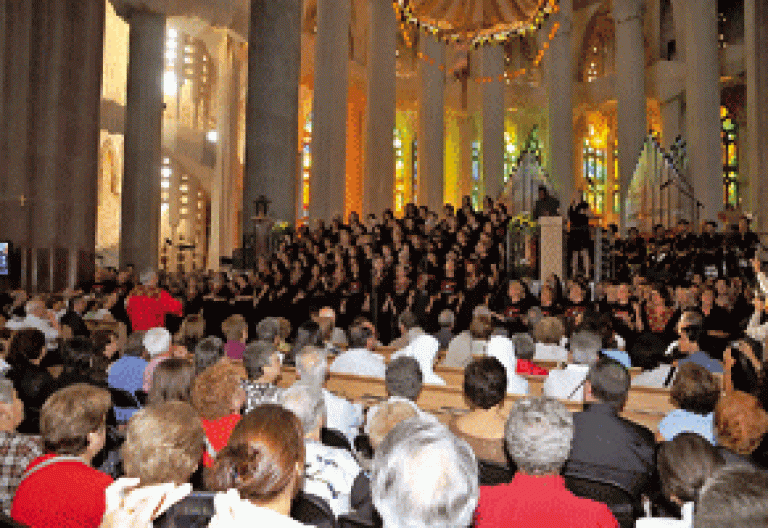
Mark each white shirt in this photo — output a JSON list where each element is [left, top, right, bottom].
[[635, 502, 693, 528], [6, 314, 59, 347], [303, 440, 362, 516], [329, 348, 386, 378], [208, 489, 309, 528], [542, 364, 589, 401], [322, 388, 363, 445]]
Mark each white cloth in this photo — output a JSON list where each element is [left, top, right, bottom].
[[635, 502, 693, 528], [322, 388, 363, 445], [746, 310, 768, 342], [542, 364, 589, 401], [632, 363, 674, 388], [392, 335, 445, 385], [330, 348, 386, 378], [303, 441, 362, 516], [208, 489, 309, 528], [533, 343, 568, 362], [486, 336, 529, 395]]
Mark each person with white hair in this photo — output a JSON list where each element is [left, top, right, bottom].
[[485, 335, 529, 395], [295, 347, 363, 445], [280, 386, 367, 517], [474, 397, 618, 527], [141, 327, 173, 392], [371, 417, 479, 528], [542, 330, 602, 401], [392, 334, 445, 386], [126, 269, 182, 333]]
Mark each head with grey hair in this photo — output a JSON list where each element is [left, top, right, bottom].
[[0, 378, 22, 431], [372, 417, 478, 528], [295, 346, 328, 387], [281, 384, 326, 438], [511, 333, 536, 361], [504, 397, 574, 476], [569, 330, 602, 366], [437, 310, 455, 328], [694, 466, 768, 528], [385, 356, 423, 401], [242, 341, 279, 381], [256, 317, 280, 343], [139, 269, 158, 286], [194, 336, 224, 374]]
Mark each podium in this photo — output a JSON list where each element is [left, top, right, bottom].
[[538, 216, 565, 282]]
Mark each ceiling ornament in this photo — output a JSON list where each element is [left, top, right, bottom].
[[393, 0, 559, 47]]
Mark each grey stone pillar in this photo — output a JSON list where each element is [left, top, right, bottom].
[[363, 0, 396, 217], [546, 0, 574, 208], [745, 0, 768, 230], [120, 10, 165, 272], [615, 0, 647, 229], [417, 34, 445, 212], [481, 45, 505, 202], [310, 0, 350, 222], [244, 0, 301, 228], [0, 0, 104, 291], [684, 0, 722, 222], [661, 95, 682, 148]]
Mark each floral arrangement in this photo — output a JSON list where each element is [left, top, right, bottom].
[[508, 213, 538, 234]]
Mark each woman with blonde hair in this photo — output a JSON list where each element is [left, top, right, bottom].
[[714, 390, 768, 468]]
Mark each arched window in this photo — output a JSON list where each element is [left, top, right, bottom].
[[721, 106, 739, 207], [581, 11, 615, 83]]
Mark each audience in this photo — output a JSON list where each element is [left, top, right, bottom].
[[147, 358, 195, 405], [329, 324, 385, 378], [658, 362, 719, 443], [392, 334, 445, 386], [475, 397, 618, 528], [485, 335, 529, 395], [543, 330, 601, 401], [714, 390, 768, 469]]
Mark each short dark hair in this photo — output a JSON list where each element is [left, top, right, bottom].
[[242, 341, 277, 380], [464, 358, 507, 410], [398, 311, 418, 331], [349, 324, 373, 349], [510, 333, 535, 361], [587, 359, 630, 410], [630, 332, 667, 371], [671, 363, 720, 415], [695, 466, 768, 528], [7, 328, 46, 368], [385, 356, 423, 401], [41, 384, 111, 455], [657, 433, 725, 503]]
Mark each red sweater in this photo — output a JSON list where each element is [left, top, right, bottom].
[[201, 414, 241, 467], [475, 473, 618, 528], [126, 288, 182, 332], [11, 454, 113, 528]]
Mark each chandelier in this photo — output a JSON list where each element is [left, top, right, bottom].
[[394, 0, 559, 47]]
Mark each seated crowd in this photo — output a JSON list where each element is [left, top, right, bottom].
[[0, 201, 766, 527]]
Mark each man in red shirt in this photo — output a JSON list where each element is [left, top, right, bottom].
[[126, 270, 182, 332], [474, 397, 618, 528], [12, 384, 113, 528]]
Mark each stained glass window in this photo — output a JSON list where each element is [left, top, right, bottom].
[[721, 106, 739, 208]]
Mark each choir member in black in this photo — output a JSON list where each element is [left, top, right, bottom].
[[567, 191, 592, 279], [412, 271, 441, 333], [699, 286, 734, 360], [453, 260, 489, 334], [610, 282, 642, 348], [698, 221, 723, 279], [639, 283, 677, 345], [728, 216, 761, 279], [563, 280, 591, 334], [202, 273, 234, 338], [538, 283, 562, 319], [492, 278, 534, 335], [623, 227, 647, 277], [672, 219, 697, 280], [365, 254, 394, 345]]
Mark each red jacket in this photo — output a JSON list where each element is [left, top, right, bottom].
[[126, 288, 182, 332]]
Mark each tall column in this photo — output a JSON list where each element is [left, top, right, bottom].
[[310, 0, 350, 221], [684, 0, 722, 222], [546, 0, 574, 208], [0, 0, 104, 291], [481, 45, 505, 202], [244, 0, 301, 228], [745, 0, 768, 230], [417, 34, 445, 212], [120, 10, 165, 272], [209, 36, 243, 269], [615, 0, 647, 229], [363, 0, 396, 217]]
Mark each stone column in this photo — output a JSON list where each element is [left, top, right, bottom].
[[209, 36, 243, 269], [545, 0, 574, 209], [417, 34, 445, 212], [363, 0, 396, 217], [615, 0, 647, 229], [120, 9, 165, 272], [310, 0, 350, 221], [661, 95, 682, 148], [0, 0, 104, 291], [745, 0, 768, 230], [244, 0, 301, 229], [481, 45, 505, 202], [684, 0, 722, 222]]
